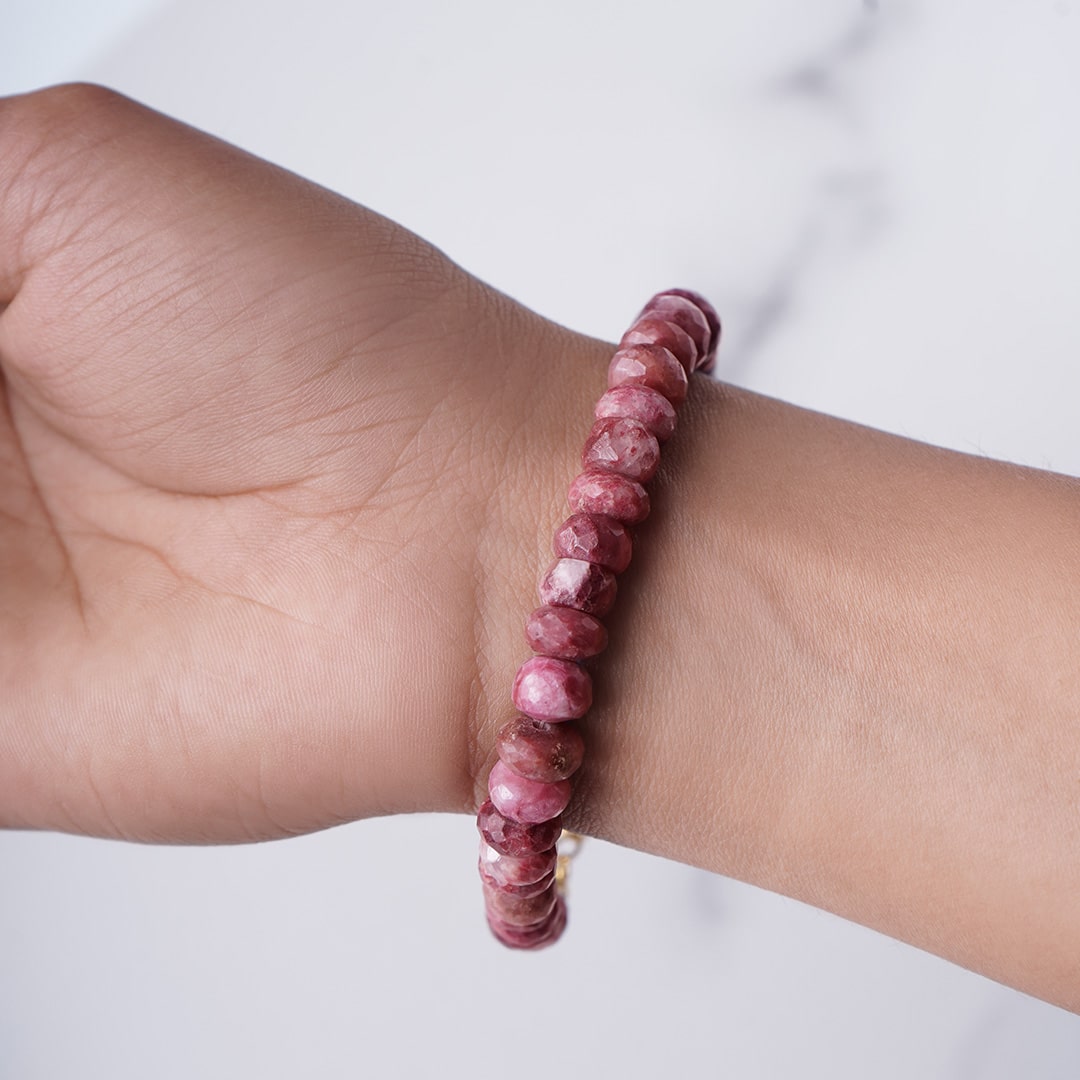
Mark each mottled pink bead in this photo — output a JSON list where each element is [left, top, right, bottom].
[[488, 759, 572, 823], [620, 316, 698, 372], [567, 470, 650, 525], [582, 417, 660, 483], [525, 604, 608, 661], [595, 385, 677, 443], [656, 288, 721, 370], [477, 798, 562, 857], [639, 294, 711, 368], [538, 557, 617, 618], [479, 867, 557, 899], [553, 513, 632, 574], [484, 880, 558, 926], [478, 839, 557, 886], [608, 343, 688, 407], [487, 894, 567, 949], [512, 656, 592, 720], [497, 717, 585, 783]]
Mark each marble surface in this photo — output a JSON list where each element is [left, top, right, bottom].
[[3, 2, 1080, 1077]]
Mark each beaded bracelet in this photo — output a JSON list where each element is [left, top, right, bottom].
[[476, 288, 720, 949]]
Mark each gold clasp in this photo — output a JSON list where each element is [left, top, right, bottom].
[[554, 830, 585, 896]]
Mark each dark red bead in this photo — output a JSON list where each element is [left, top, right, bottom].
[[582, 417, 661, 483], [539, 557, 617, 617], [477, 798, 562, 856], [479, 867, 557, 899], [487, 894, 567, 949], [620, 316, 698, 372], [553, 513, 632, 573], [567, 470, 650, 524], [483, 880, 558, 926], [497, 717, 585, 783], [651, 289, 720, 371], [638, 294, 710, 367], [608, 343, 688, 406], [595, 385, 677, 442], [525, 605, 608, 660]]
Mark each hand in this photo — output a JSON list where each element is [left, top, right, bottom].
[[0, 84, 597, 841]]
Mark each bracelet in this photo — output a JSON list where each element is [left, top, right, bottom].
[[476, 288, 720, 949]]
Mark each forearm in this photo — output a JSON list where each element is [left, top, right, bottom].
[[477, 350, 1080, 1009]]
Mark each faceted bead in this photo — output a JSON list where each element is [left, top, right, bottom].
[[567, 469, 650, 525], [479, 866, 557, 899], [608, 343, 688, 407], [553, 513, 632, 574], [620, 315, 698, 372], [477, 798, 562, 857], [488, 759, 573, 822], [483, 880, 558, 927], [478, 838, 557, 886], [655, 288, 721, 371], [524, 604, 608, 661], [512, 656, 592, 720], [488, 895, 567, 949], [538, 557, 617, 618], [595, 385, 677, 443], [582, 417, 660, 483], [638, 294, 711, 368], [497, 717, 585, 782]]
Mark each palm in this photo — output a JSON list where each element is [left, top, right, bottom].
[[0, 85, 572, 841]]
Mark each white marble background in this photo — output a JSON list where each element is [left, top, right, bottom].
[[2, 1, 1080, 1077]]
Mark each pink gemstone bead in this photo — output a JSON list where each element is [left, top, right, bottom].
[[656, 288, 721, 370], [477, 798, 562, 857], [512, 656, 592, 720], [497, 717, 585, 783], [595, 385, 677, 442], [620, 316, 699, 372], [608, 344, 688, 407], [538, 557, 617, 618], [478, 839, 558, 886], [488, 759, 572, 823], [553, 513, 632, 574], [567, 469, 650, 525], [480, 867, 557, 899], [525, 604, 608, 661], [582, 417, 660, 483], [483, 880, 558, 927], [488, 895, 567, 949], [639, 294, 711, 367]]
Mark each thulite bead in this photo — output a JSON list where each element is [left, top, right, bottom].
[[525, 604, 608, 661], [478, 839, 558, 886], [488, 759, 572, 823], [656, 288, 720, 371], [512, 656, 592, 720], [595, 385, 677, 443], [639, 294, 711, 367], [553, 513, 632, 574], [479, 867, 557, 899], [620, 316, 698, 372], [538, 557, 617, 617], [478, 798, 562, 856], [497, 717, 585, 783], [582, 417, 660, 483], [608, 343, 688, 407], [483, 880, 558, 927], [567, 470, 650, 525], [488, 895, 567, 949]]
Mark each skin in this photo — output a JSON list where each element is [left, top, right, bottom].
[[1, 85, 1078, 1011]]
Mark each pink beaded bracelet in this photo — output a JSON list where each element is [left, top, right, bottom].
[[476, 288, 720, 949]]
